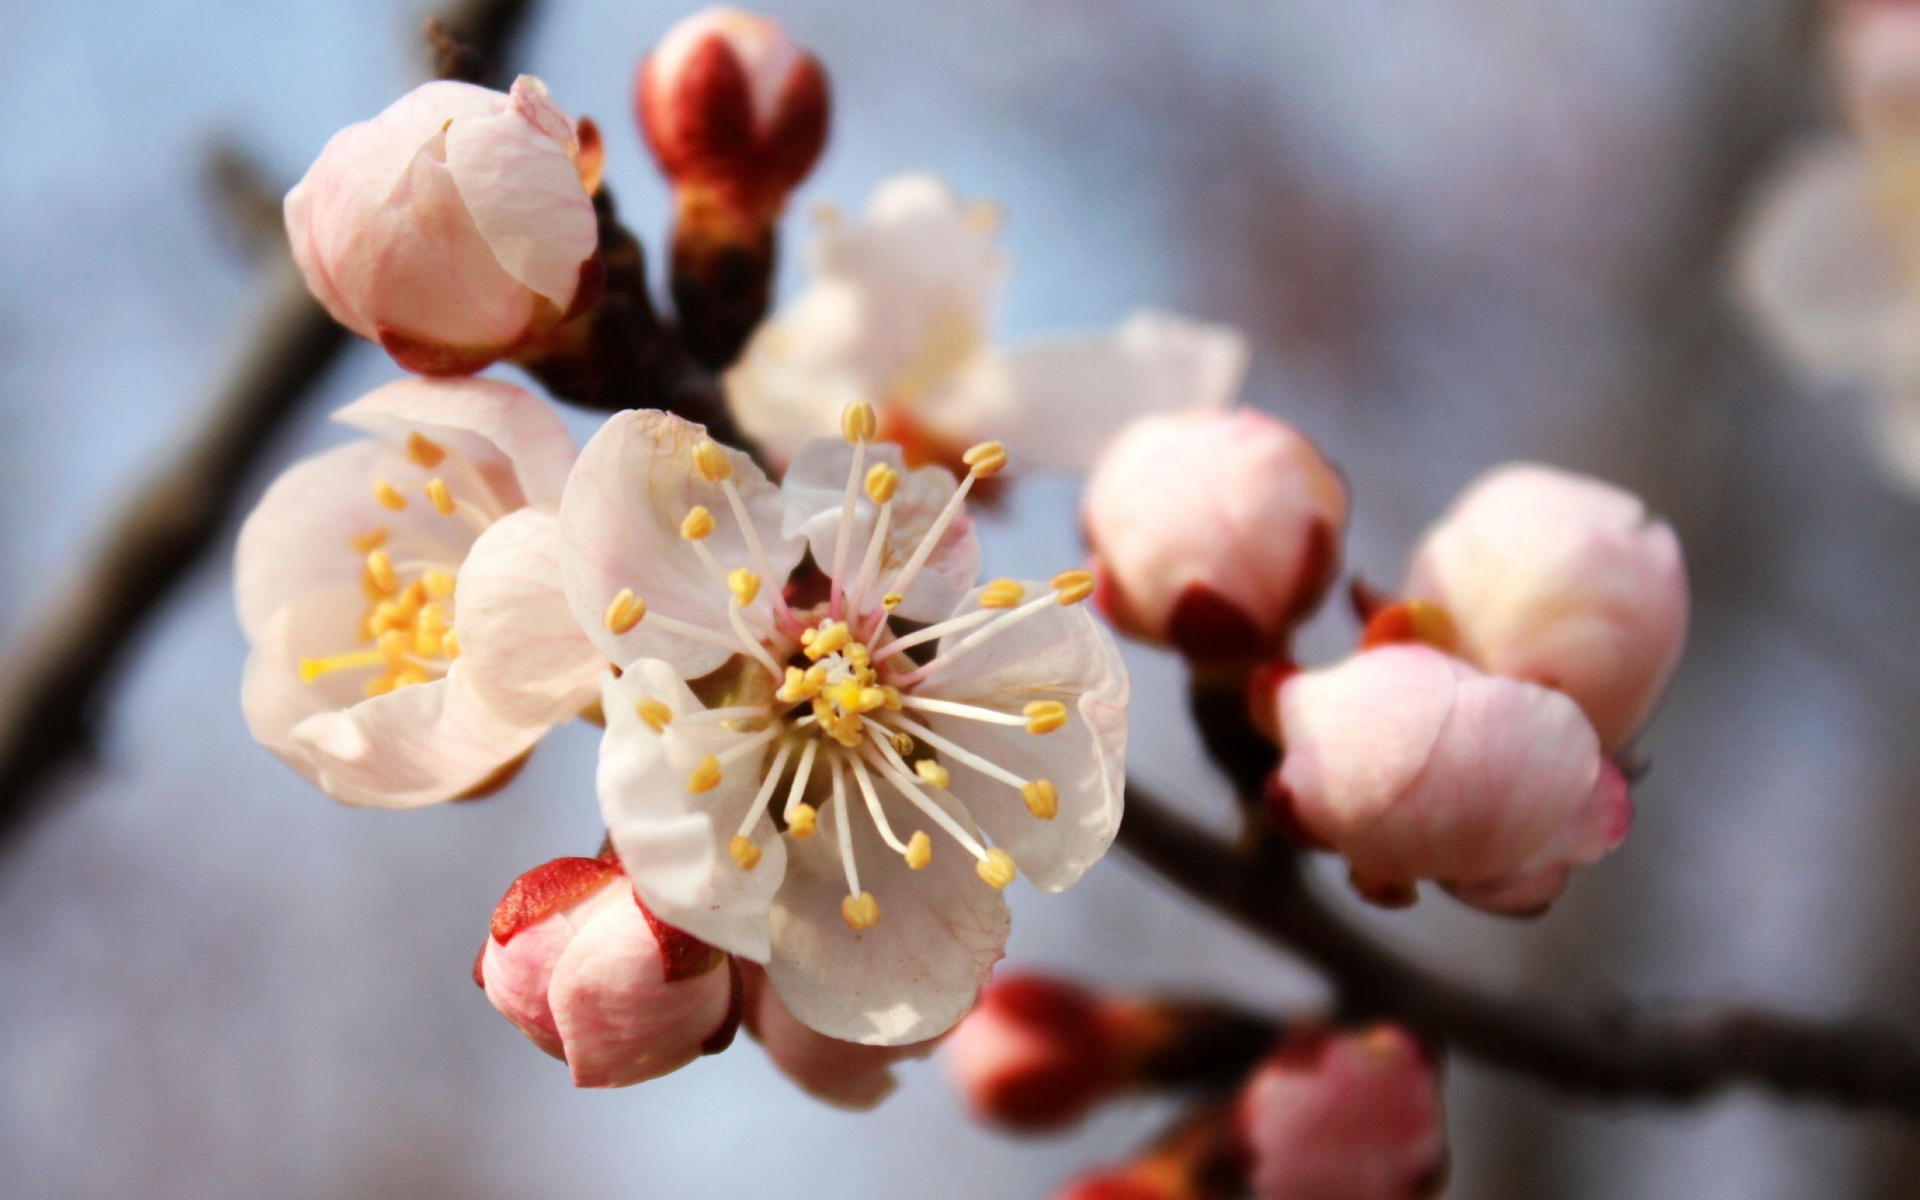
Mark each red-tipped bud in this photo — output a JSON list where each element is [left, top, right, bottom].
[[1055, 1102, 1249, 1200], [946, 975, 1119, 1131]]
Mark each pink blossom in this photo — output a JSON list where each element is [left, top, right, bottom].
[[285, 76, 599, 375], [1274, 644, 1630, 915], [1084, 409, 1346, 660], [739, 962, 934, 1110], [477, 855, 741, 1088], [1404, 463, 1687, 749], [1238, 1025, 1447, 1200], [945, 974, 1118, 1131]]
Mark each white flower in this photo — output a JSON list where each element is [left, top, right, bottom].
[[563, 405, 1128, 1045], [237, 377, 602, 807], [725, 173, 1248, 473]]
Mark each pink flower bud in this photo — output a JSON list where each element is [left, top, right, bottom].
[[286, 77, 601, 375], [1084, 410, 1347, 661], [739, 963, 935, 1110], [1403, 464, 1687, 750], [1238, 1025, 1447, 1200], [476, 855, 741, 1087], [1274, 645, 1631, 915], [638, 8, 829, 219], [1838, 0, 1920, 141], [946, 975, 1119, 1131]]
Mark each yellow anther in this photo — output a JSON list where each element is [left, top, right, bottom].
[[377, 629, 411, 665], [349, 528, 388, 554], [636, 698, 674, 733], [400, 580, 427, 610], [367, 601, 406, 636], [881, 592, 903, 611], [373, 479, 408, 511], [1024, 700, 1069, 735], [422, 570, 456, 600], [841, 399, 878, 444], [976, 848, 1017, 889], [881, 686, 903, 711], [914, 759, 951, 790], [393, 663, 428, 688], [604, 588, 646, 634], [846, 642, 872, 672], [864, 463, 900, 504], [841, 891, 881, 931], [688, 755, 723, 794], [692, 440, 732, 483], [980, 579, 1025, 609], [962, 441, 1008, 477], [905, 831, 933, 870], [890, 731, 915, 757], [776, 666, 821, 703], [1051, 569, 1096, 606], [728, 568, 761, 607], [804, 621, 853, 660], [729, 835, 762, 871], [413, 629, 444, 657], [787, 803, 818, 839], [857, 686, 890, 713], [425, 478, 456, 516], [442, 631, 461, 660], [405, 431, 446, 468], [364, 549, 398, 594], [680, 506, 716, 541], [1022, 779, 1059, 820]]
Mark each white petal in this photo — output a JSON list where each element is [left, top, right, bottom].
[[455, 507, 603, 728], [724, 287, 870, 464], [913, 589, 1129, 892], [333, 376, 576, 509], [241, 589, 369, 751], [598, 663, 787, 962], [780, 439, 980, 621], [562, 411, 804, 678], [765, 783, 1010, 1046]]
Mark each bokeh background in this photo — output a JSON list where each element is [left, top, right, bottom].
[[6, 0, 1918, 1196]]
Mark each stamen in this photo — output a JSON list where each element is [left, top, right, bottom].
[[716, 725, 781, 768], [869, 606, 996, 666], [688, 755, 723, 794], [1022, 780, 1059, 820], [803, 621, 853, 661], [976, 848, 1017, 889], [889, 731, 916, 758], [905, 831, 933, 870], [831, 759, 862, 897], [846, 493, 892, 618], [422, 570, 456, 600], [726, 600, 786, 679], [841, 891, 880, 932], [405, 432, 446, 468], [728, 836, 762, 870], [868, 454, 991, 636], [904, 590, 1063, 683], [442, 632, 461, 660], [864, 463, 899, 504], [829, 409, 870, 617], [299, 649, 385, 683], [784, 740, 820, 834], [886, 713, 1031, 791], [692, 440, 732, 483], [788, 804, 818, 839], [980, 579, 1025, 609], [604, 589, 646, 634], [897, 695, 1028, 726], [863, 741, 990, 860], [1052, 569, 1096, 606], [914, 759, 951, 790], [373, 479, 408, 511], [961, 441, 1008, 477], [841, 399, 878, 445], [675, 703, 772, 726], [848, 754, 912, 855], [364, 549, 398, 593], [1023, 700, 1069, 735], [882, 593, 903, 611], [735, 741, 795, 840], [716, 475, 794, 627], [680, 506, 716, 541], [425, 478, 456, 516], [349, 528, 388, 554], [636, 697, 674, 733], [728, 568, 761, 607]]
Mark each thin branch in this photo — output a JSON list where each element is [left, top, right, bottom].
[[1116, 780, 1920, 1115]]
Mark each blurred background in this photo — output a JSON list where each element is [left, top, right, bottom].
[[7, 0, 1918, 1196]]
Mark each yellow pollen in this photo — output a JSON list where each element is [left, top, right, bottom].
[[1051, 569, 1095, 606], [728, 568, 761, 606], [841, 399, 878, 444], [422, 570, 456, 600], [636, 698, 674, 733], [692, 440, 732, 483], [680, 506, 716, 540], [349, 528, 388, 554], [425, 478, 456, 516], [688, 756, 723, 794], [405, 431, 446, 468], [905, 831, 933, 870], [442, 631, 461, 660], [729, 835, 762, 871], [914, 759, 951, 790], [364, 549, 398, 594], [1022, 779, 1059, 820], [980, 579, 1025, 609], [604, 589, 646, 634], [962, 441, 1008, 477], [977, 848, 1017, 889], [373, 479, 408, 511], [787, 803, 818, 839], [841, 891, 881, 931], [882, 592, 903, 611], [864, 463, 900, 504], [1024, 700, 1069, 735], [804, 621, 853, 660]]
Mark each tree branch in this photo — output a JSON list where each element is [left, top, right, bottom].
[[1116, 780, 1920, 1115]]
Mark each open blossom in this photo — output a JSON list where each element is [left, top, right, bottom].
[[237, 377, 601, 808], [1084, 409, 1347, 660], [286, 76, 600, 376], [1238, 1026, 1447, 1200], [739, 961, 934, 1109], [563, 404, 1127, 1045], [725, 173, 1248, 472], [1273, 644, 1630, 914], [477, 853, 741, 1087], [1403, 464, 1686, 750]]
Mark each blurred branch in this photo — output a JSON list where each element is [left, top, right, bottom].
[[0, 0, 542, 848], [1117, 781, 1920, 1116]]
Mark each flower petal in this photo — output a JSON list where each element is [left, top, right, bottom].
[[724, 286, 870, 462], [333, 376, 576, 509], [241, 588, 370, 751], [598, 662, 788, 961], [740, 961, 934, 1110], [454, 507, 603, 728]]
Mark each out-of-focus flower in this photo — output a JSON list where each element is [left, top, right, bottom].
[[237, 377, 601, 807], [1272, 644, 1630, 915], [477, 853, 742, 1087], [566, 405, 1127, 1045], [1084, 409, 1346, 661], [726, 173, 1248, 472], [285, 77, 600, 375], [1237, 1025, 1447, 1200], [1402, 463, 1686, 750], [946, 974, 1118, 1130], [1054, 1102, 1249, 1200], [739, 961, 934, 1109]]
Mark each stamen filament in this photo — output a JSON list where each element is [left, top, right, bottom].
[[829, 437, 868, 619], [726, 600, 786, 679], [885, 713, 1030, 790], [847, 754, 911, 855], [785, 739, 820, 828], [831, 759, 861, 897], [896, 695, 1028, 726], [716, 724, 782, 767], [718, 477, 794, 628], [299, 648, 386, 682], [901, 591, 1060, 683], [869, 607, 997, 666], [735, 741, 795, 839], [867, 472, 978, 639], [862, 744, 990, 861], [846, 498, 892, 619], [676, 704, 772, 726]]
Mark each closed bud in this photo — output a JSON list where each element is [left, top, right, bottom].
[[285, 77, 600, 375], [739, 963, 936, 1110], [1084, 410, 1346, 662], [1403, 464, 1687, 750], [1838, 0, 1920, 145], [1238, 1026, 1447, 1200], [946, 975, 1118, 1131], [1055, 1102, 1249, 1200], [476, 855, 741, 1087]]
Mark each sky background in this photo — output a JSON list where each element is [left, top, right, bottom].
[[6, 0, 1920, 1196]]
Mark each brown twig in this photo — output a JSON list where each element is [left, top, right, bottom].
[[1116, 781, 1920, 1115]]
